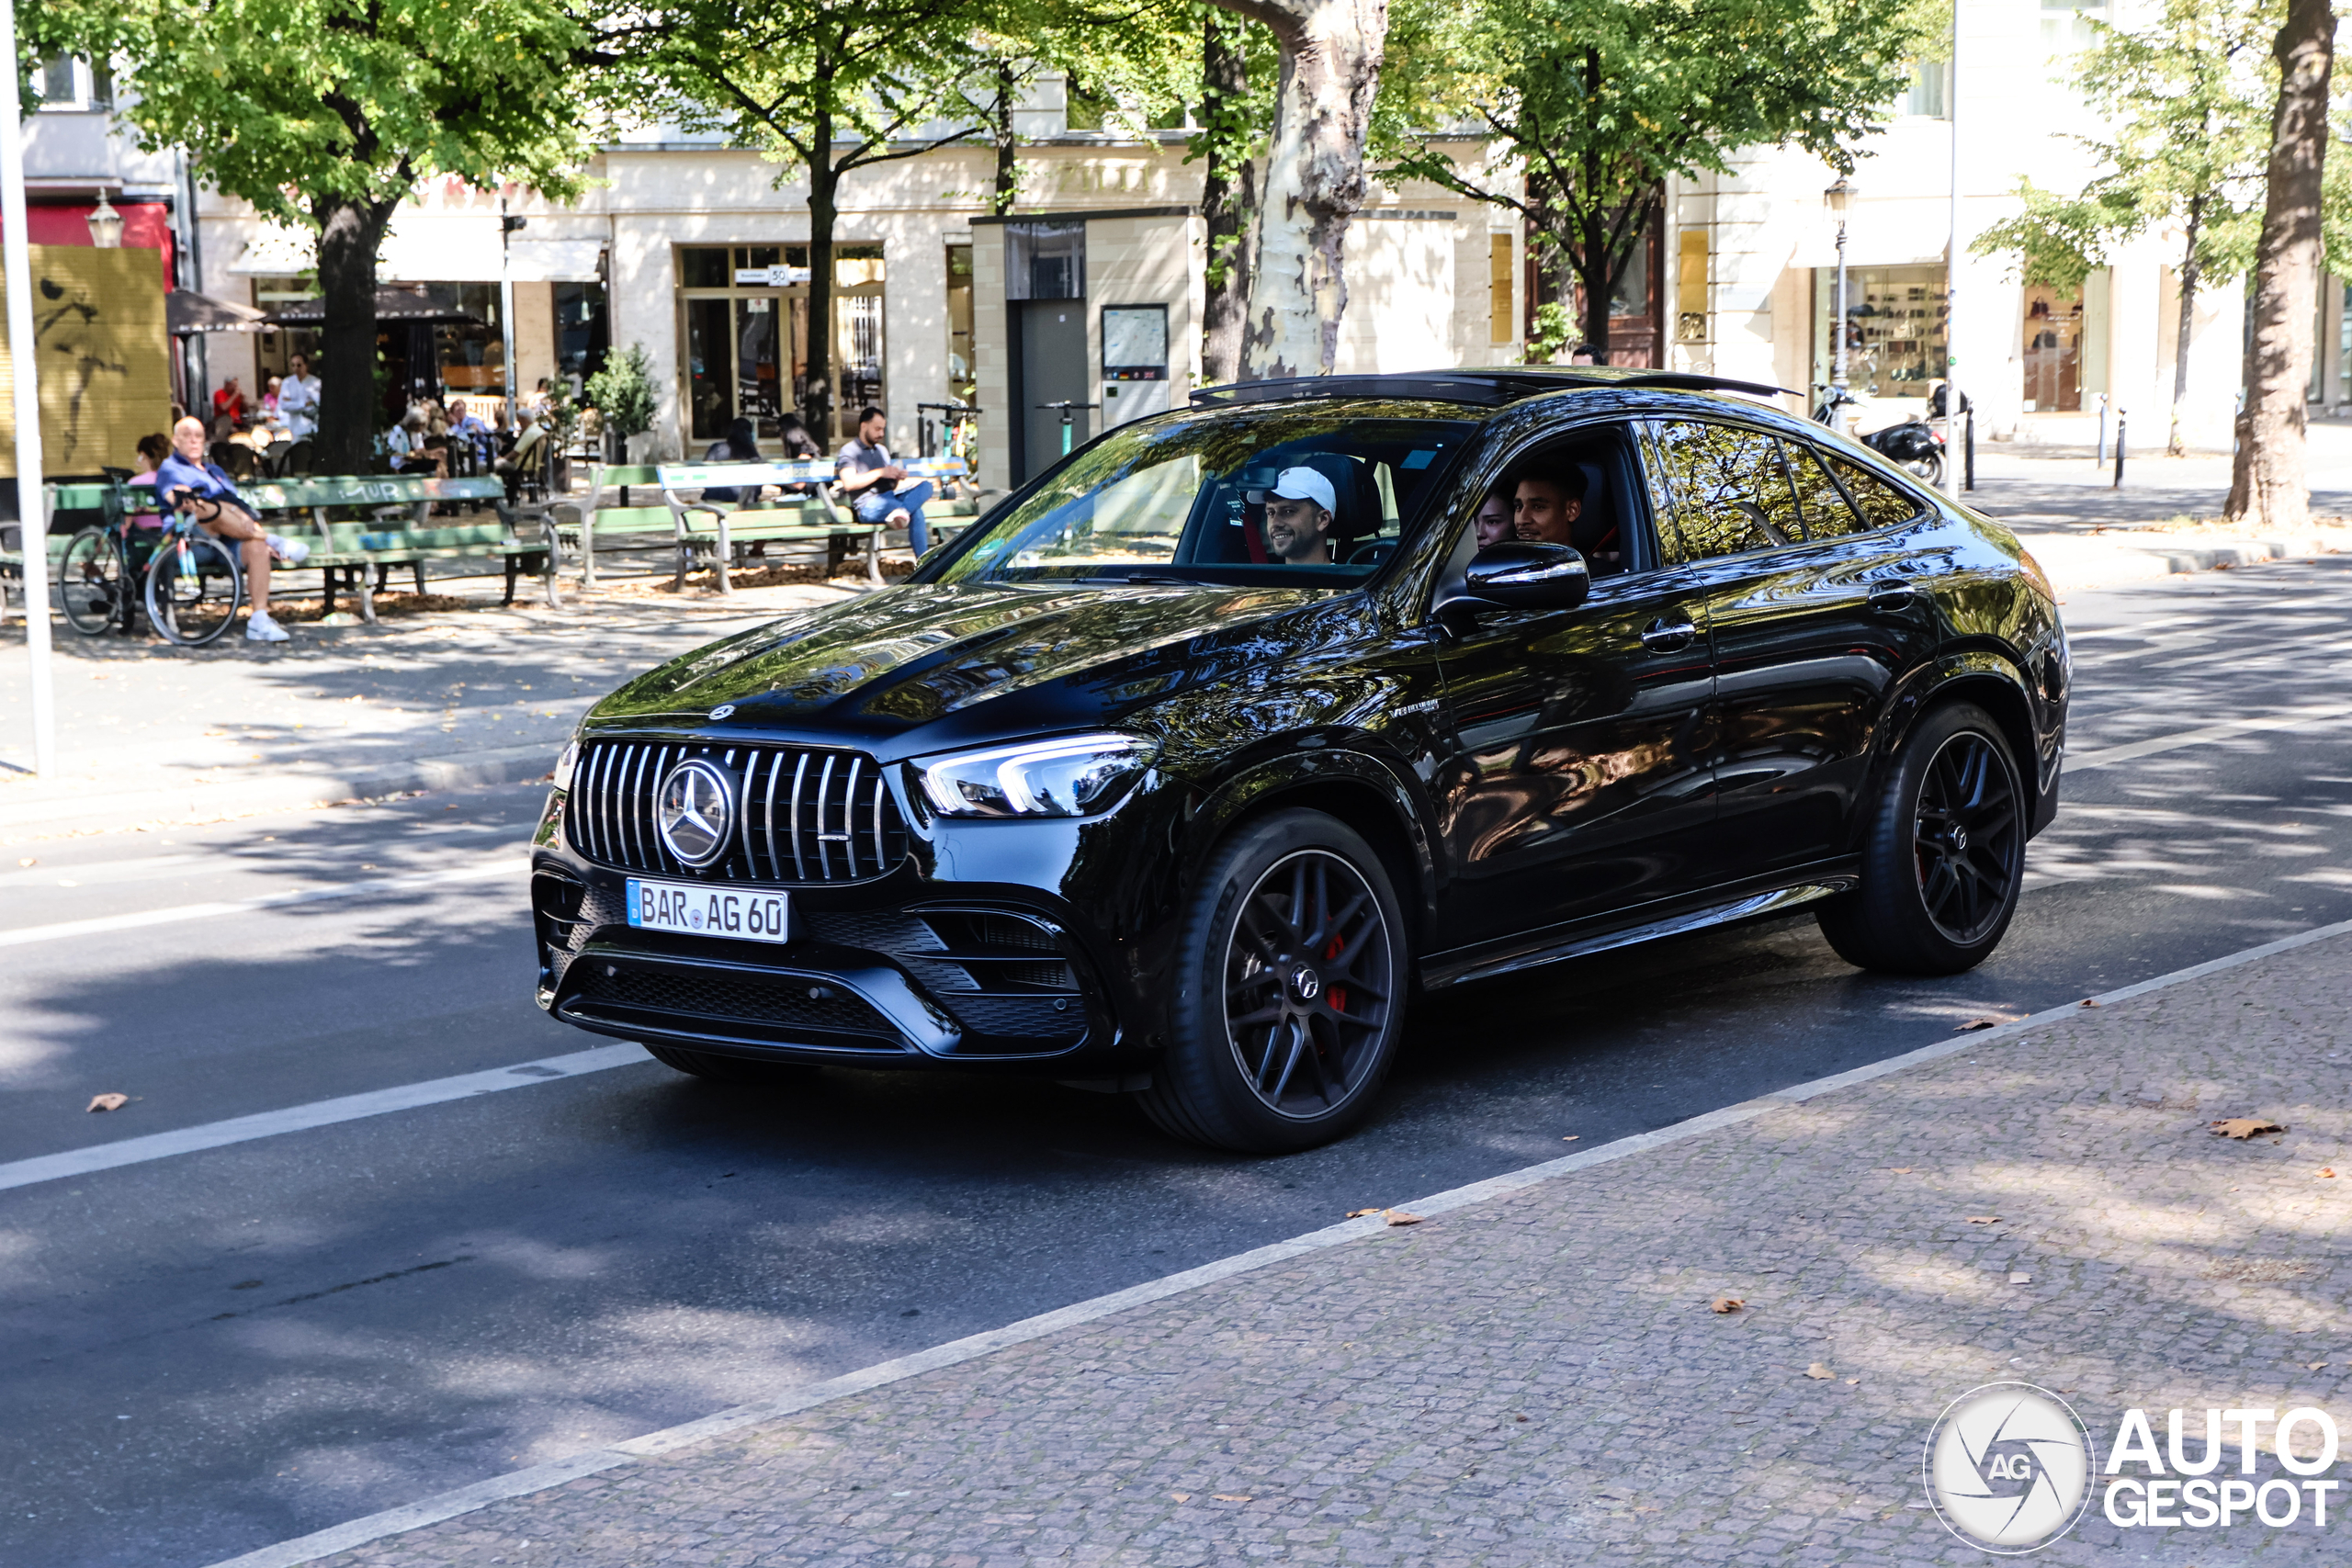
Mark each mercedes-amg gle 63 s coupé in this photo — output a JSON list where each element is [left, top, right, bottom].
[[531, 368, 2067, 1153]]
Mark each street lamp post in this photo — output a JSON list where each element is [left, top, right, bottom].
[[1825, 177, 1853, 434], [0, 0, 58, 778]]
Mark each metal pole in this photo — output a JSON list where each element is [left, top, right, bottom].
[[1943, 0, 1962, 502], [1, 0, 57, 778], [2096, 392, 2108, 463], [1832, 221, 1850, 434], [499, 197, 518, 429], [1964, 405, 1975, 491], [2113, 409, 2126, 489]]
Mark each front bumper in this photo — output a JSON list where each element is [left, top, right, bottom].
[[529, 789, 1171, 1073]]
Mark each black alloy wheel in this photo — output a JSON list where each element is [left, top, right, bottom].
[[645, 1043, 820, 1087], [1139, 808, 1408, 1153], [1818, 701, 2026, 976]]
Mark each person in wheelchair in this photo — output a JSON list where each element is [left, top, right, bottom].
[[155, 416, 311, 642], [1260, 467, 1340, 564]]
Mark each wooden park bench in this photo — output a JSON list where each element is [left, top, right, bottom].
[[658, 455, 978, 595]]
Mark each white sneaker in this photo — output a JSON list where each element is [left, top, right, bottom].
[[245, 611, 290, 643], [266, 534, 311, 565]]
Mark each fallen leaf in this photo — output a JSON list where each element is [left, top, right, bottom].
[[1956, 1018, 2000, 1032], [1845, 1377, 1860, 1386], [1889, 1167, 1914, 1175], [86, 1093, 129, 1112], [1212, 1494, 1252, 1503], [1170, 1493, 1192, 1503], [2211, 1118, 2286, 1140], [1712, 1297, 1745, 1314], [2309, 1361, 2329, 1371], [1562, 1134, 1579, 1142], [1966, 1215, 2001, 1225], [2079, 998, 2102, 1008], [2009, 1272, 2033, 1284], [1805, 1362, 1835, 1380], [2320, 1168, 2337, 1179], [16, 857, 34, 867], [1385, 1210, 1425, 1226], [1345, 1209, 1383, 1219]]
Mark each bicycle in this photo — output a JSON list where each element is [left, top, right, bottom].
[[56, 492, 245, 646]]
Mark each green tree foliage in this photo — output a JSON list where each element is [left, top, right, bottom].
[[589, 0, 1003, 439], [1969, 0, 2276, 453], [27, 0, 593, 471], [585, 343, 658, 441], [1381, 0, 1933, 357]]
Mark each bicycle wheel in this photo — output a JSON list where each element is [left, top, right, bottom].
[[57, 526, 128, 636], [143, 532, 244, 647]]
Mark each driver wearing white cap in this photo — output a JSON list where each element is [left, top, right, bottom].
[[1262, 466, 1338, 564]]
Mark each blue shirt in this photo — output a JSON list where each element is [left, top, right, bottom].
[[153, 453, 252, 516]]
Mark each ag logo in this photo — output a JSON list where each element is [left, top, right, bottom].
[[656, 759, 736, 867], [708, 705, 736, 721], [1924, 1382, 2095, 1553]]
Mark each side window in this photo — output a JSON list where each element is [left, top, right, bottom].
[[1646, 421, 1804, 563], [1785, 442, 1868, 540], [1825, 454, 1929, 531]]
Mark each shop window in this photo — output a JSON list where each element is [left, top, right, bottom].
[[680, 247, 730, 288], [836, 243, 886, 287], [946, 243, 976, 400], [2020, 284, 2083, 412], [1813, 264, 1948, 400], [555, 282, 608, 388], [1675, 228, 1709, 342]]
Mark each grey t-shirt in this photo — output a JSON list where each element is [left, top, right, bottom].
[[836, 436, 898, 494]]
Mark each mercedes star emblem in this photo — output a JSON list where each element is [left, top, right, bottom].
[[656, 758, 736, 867], [708, 705, 736, 720]]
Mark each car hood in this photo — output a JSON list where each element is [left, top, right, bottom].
[[589, 581, 1335, 737]]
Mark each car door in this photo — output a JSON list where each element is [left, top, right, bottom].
[[1644, 419, 1942, 882], [1429, 423, 1719, 951]]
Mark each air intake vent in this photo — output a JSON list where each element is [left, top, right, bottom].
[[566, 739, 909, 885]]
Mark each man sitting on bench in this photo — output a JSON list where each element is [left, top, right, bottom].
[[155, 416, 311, 643], [835, 406, 935, 553]]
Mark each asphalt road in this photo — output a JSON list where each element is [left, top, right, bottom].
[[5, 556, 2351, 1568]]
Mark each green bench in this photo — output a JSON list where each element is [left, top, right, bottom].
[[656, 459, 881, 593], [560, 464, 676, 591]]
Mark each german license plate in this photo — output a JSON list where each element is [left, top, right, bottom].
[[624, 878, 794, 943]]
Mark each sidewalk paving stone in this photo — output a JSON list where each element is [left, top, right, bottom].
[[292, 931, 2352, 1566]]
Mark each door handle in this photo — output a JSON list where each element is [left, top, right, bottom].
[[1640, 616, 1699, 651], [1868, 583, 1921, 613]]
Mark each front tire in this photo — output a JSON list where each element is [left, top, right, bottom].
[[1818, 702, 2027, 975], [58, 526, 127, 635], [143, 533, 243, 647], [645, 1044, 820, 1087], [1137, 808, 1409, 1154]]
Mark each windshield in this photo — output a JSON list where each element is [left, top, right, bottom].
[[924, 401, 1477, 587]]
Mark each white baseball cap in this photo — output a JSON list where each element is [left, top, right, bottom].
[[1269, 466, 1337, 514]]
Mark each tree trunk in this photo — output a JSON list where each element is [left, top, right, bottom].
[[805, 104, 840, 443], [2168, 197, 2204, 458], [311, 194, 395, 474], [991, 63, 1019, 216], [1199, 11, 1255, 386], [2226, 0, 2334, 526], [1214, 0, 1387, 378]]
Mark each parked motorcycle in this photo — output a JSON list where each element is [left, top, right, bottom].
[[1860, 415, 1946, 486]]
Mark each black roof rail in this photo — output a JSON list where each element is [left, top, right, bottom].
[[1188, 367, 1795, 408]]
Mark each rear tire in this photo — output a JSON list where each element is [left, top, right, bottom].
[[645, 1044, 821, 1087], [57, 526, 127, 636], [1817, 701, 2027, 976], [1902, 452, 1945, 486], [1136, 808, 1409, 1154]]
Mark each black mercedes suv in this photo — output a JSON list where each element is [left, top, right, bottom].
[[532, 368, 2067, 1153]]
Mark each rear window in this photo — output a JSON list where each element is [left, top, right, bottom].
[[925, 402, 1476, 588]]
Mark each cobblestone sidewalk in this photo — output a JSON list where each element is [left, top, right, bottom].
[[302, 931, 2352, 1567]]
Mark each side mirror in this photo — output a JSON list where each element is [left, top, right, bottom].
[[1459, 542, 1591, 611]]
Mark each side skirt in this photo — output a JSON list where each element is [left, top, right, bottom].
[[1421, 876, 1859, 990]]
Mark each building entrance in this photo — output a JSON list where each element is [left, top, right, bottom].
[[2021, 285, 2083, 412]]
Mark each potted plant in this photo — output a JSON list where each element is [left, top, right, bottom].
[[585, 343, 657, 463]]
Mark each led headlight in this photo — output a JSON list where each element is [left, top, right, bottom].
[[552, 735, 582, 789], [916, 733, 1157, 818]]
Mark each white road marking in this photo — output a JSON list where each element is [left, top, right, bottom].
[[203, 913, 2352, 1568], [2066, 702, 2352, 772], [0, 857, 529, 949], [0, 1043, 646, 1194]]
